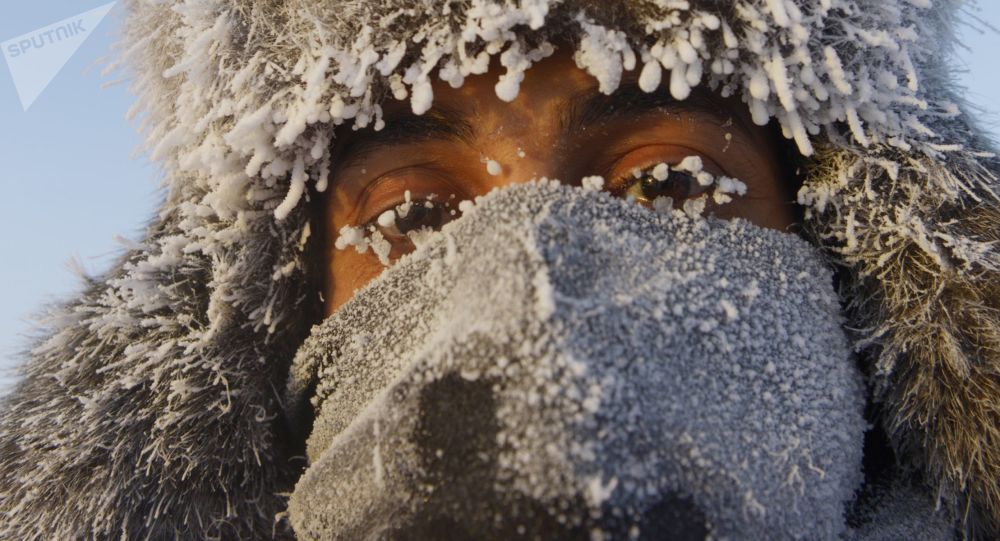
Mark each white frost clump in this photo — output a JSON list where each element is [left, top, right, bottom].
[[458, 200, 477, 214], [486, 159, 503, 176], [333, 224, 391, 265], [584, 475, 619, 509], [581, 175, 605, 191], [713, 177, 748, 205], [682, 197, 708, 219], [377, 209, 397, 228], [651, 163, 670, 181], [720, 299, 739, 321], [369, 231, 392, 266], [495, 41, 556, 102], [638, 60, 662, 93], [675, 156, 703, 173], [574, 16, 635, 95], [410, 77, 434, 115], [652, 196, 675, 214], [334, 225, 369, 253], [670, 155, 713, 188], [397, 190, 413, 218]]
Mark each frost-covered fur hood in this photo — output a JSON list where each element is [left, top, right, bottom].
[[2, 0, 999, 539]]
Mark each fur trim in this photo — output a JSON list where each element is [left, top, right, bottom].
[[1, 0, 998, 538]]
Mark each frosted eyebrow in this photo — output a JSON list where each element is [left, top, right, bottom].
[[331, 84, 752, 176], [331, 105, 476, 172], [561, 85, 754, 140]]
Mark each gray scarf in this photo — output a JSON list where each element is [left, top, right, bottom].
[[284, 182, 947, 540]]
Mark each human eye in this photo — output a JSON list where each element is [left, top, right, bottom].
[[366, 192, 458, 244], [602, 149, 747, 212], [609, 160, 711, 206], [335, 186, 459, 266]]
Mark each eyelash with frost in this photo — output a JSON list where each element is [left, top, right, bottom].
[[335, 160, 749, 267]]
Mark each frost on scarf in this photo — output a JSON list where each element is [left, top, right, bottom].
[[284, 182, 874, 540]]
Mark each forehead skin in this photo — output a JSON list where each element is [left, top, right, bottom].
[[323, 51, 795, 314]]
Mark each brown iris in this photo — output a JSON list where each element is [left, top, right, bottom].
[[613, 168, 710, 206]]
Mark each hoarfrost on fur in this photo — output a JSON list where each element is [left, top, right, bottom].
[[120, 0, 992, 234], [638, 60, 662, 93]]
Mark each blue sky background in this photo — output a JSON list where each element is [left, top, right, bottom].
[[1, 2, 999, 392]]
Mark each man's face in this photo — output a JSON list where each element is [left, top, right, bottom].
[[324, 51, 795, 313]]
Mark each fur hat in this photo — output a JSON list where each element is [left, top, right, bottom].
[[1, 0, 998, 538]]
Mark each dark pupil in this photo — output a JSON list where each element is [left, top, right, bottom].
[[396, 204, 443, 234], [641, 170, 696, 200]]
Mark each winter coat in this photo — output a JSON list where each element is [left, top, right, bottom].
[[1, 0, 998, 539]]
